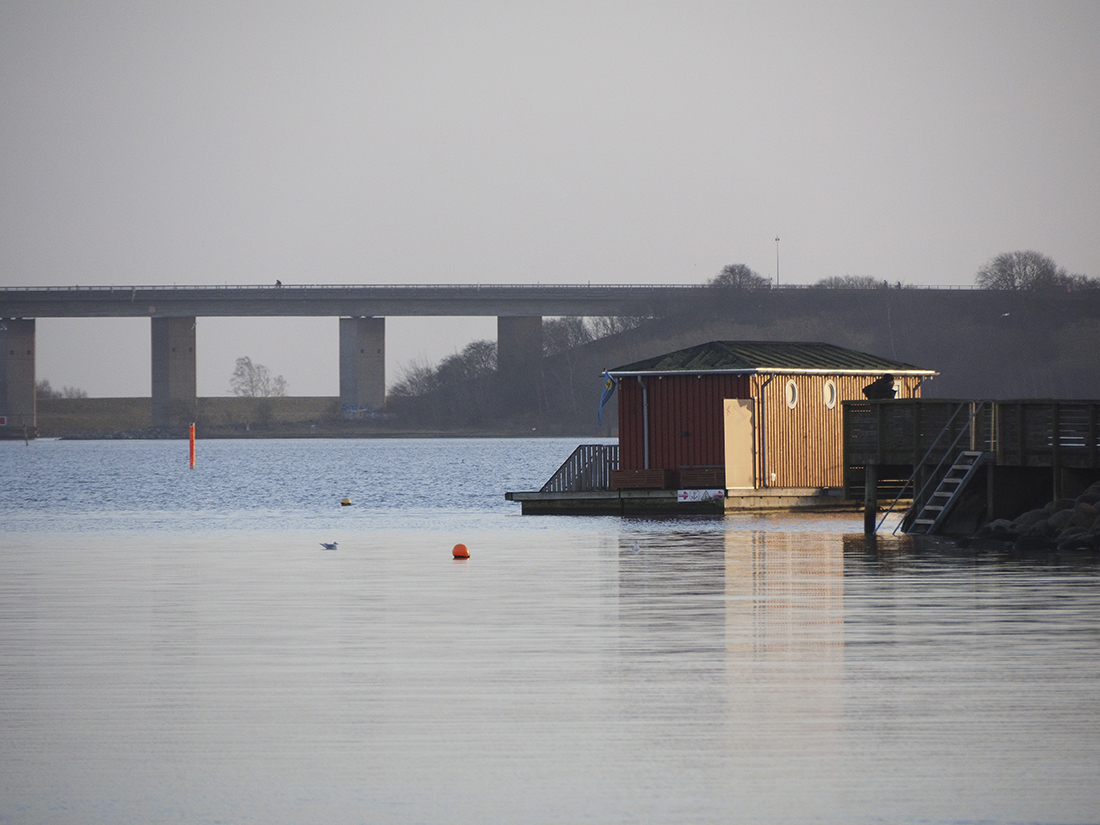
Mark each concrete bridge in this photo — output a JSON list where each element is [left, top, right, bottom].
[[0, 283, 702, 430]]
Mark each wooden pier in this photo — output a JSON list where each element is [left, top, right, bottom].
[[844, 399, 1100, 534], [506, 443, 858, 516]]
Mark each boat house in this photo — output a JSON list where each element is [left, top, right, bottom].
[[507, 341, 937, 514]]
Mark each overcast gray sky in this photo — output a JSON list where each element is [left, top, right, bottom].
[[3, 1, 1098, 397]]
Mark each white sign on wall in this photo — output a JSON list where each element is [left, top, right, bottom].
[[677, 489, 724, 503]]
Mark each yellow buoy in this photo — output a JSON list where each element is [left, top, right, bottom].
[[452, 543, 470, 559], [341, 497, 351, 506]]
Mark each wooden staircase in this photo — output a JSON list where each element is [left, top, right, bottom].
[[904, 451, 987, 535]]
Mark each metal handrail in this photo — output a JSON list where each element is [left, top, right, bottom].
[[875, 401, 986, 533], [540, 444, 619, 493]]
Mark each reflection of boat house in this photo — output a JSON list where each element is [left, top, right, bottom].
[[507, 341, 937, 515]]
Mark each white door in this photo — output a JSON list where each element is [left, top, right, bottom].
[[723, 398, 756, 489]]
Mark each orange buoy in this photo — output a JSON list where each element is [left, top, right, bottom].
[[452, 543, 470, 559]]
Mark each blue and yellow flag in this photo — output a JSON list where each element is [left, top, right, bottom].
[[598, 371, 616, 425]]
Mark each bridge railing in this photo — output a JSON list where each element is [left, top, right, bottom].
[[0, 282, 1006, 294], [0, 283, 713, 293]]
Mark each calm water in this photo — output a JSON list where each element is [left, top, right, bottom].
[[2, 438, 1099, 824]]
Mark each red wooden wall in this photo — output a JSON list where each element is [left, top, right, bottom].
[[618, 374, 753, 472], [617, 372, 925, 487]]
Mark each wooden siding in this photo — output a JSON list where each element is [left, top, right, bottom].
[[618, 374, 752, 472], [761, 374, 923, 488], [619, 371, 922, 487]]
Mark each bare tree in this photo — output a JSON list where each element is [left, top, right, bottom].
[[36, 379, 88, 399], [389, 356, 439, 398], [543, 317, 593, 357], [813, 275, 891, 288], [542, 316, 647, 356], [389, 340, 497, 398], [229, 356, 287, 397], [436, 340, 497, 385], [976, 251, 1094, 290], [708, 263, 772, 289], [587, 315, 646, 337]]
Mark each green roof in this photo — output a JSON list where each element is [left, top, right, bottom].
[[609, 341, 935, 375]]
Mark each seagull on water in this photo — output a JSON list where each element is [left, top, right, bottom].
[[320, 541, 338, 551]]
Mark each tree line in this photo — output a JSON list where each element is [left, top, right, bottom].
[[387, 315, 644, 401], [709, 251, 1096, 292], [973, 250, 1094, 291], [36, 380, 87, 399], [383, 315, 646, 430]]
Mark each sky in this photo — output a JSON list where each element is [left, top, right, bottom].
[[2, 1, 1098, 397]]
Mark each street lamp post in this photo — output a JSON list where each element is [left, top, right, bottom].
[[775, 236, 780, 287]]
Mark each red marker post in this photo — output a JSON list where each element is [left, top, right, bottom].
[[189, 423, 196, 469]]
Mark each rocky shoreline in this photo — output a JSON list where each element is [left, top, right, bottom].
[[976, 480, 1100, 553]]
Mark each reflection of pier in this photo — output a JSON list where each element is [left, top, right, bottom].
[[615, 530, 844, 660], [845, 399, 1100, 534], [722, 531, 844, 658], [614, 530, 845, 758]]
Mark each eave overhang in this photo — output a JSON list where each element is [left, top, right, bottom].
[[607, 368, 938, 379]]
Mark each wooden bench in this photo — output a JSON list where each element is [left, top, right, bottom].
[[610, 469, 673, 490], [679, 467, 725, 489]]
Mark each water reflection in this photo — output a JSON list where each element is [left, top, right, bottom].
[[4, 463, 1100, 824], [616, 531, 727, 656], [615, 529, 845, 661], [724, 530, 844, 658], [611, 528, 849, 781]]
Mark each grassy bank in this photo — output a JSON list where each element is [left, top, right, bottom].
[[38, 396, 336, 438], [33, 396, 580, 439]]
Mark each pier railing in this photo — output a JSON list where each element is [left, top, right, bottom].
[[844, 399, 1100, 503], [845, 400, 1100, 468], [540, 444, 619, 493]]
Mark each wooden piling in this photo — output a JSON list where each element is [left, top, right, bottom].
[[864, 463, 878, 534]]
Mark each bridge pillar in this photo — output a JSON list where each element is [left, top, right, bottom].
[[497, 316, 542, 412], [0, 319, 36, 432], [151, 317, 196, 429], [339, 317, 385, 413]]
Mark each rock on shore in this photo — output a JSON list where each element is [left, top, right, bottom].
[[977, 480, 1100, 552]]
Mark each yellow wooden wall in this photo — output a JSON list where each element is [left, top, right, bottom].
[[754, 374, 923, 488]]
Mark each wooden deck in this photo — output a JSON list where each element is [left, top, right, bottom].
[[508, 443, 858, 516], [504, 486, 856, 516], [843, 399, 1100, 532], [845, 400, 1100, 478]]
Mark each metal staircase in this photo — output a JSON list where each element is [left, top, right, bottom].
[[874, 401, 993, 535], [904, 450, 988, 535]]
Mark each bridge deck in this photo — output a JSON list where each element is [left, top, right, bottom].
[[0, 283, 704, 318]]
